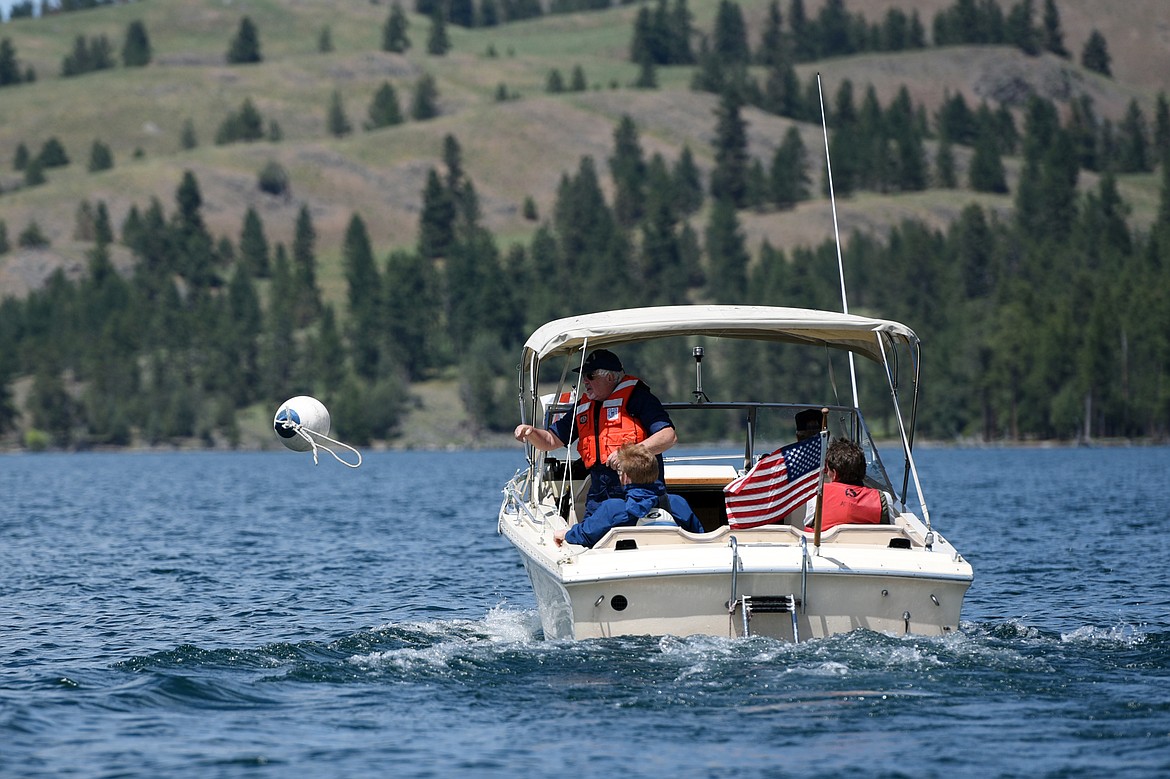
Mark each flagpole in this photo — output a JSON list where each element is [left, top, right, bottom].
[[811, 407, 829, 552]]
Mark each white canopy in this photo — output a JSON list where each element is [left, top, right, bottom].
[[521, 305, 918, 367]]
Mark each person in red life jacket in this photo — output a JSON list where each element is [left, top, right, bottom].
[[513, 348, 677, 518], [553, 443, 703, 548], [806, 438, 895, 533]]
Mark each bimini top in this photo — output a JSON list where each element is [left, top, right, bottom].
[[522, 305, 918, 366]]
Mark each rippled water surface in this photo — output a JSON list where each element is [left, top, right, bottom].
[[3, 447, 1170, 778]]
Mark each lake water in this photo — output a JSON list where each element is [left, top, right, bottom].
[[3, 446, 1170, 778]]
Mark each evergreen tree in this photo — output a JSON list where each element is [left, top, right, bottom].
[[969, 130, 1008, 193], [383, 249, 441, 379], [545, 68, 565, 93], [1081, 29, 1111, 77], [1154, 92, 1170, 165], [1040, 0, 1068, 57], [180, 119, 198, 150], [383, 3, 411, 53], [260, 245, 299, 398], [122, 19, 152, 67], [87, 140, 113, 172], [0, 220, 8, 254], [672, 145, 704, 215], [366, 81, 404, 129], [239, 207, 270, 277], [411, 73, 440, 120], [318, 26, 334, 53], [227, 16, 263, 64], [935, 133, 958, 188], [757, 0, 784, 67], [427, 8, 451, 56], [449, 0, 474, 27], [1005, 0, 1040, 56], [711, 0, 750, 64], [570, 64, 587, 92], [709, 88, 750, 207], [0, 38, 23, 86], [609, 115, 647, 227], [327, 89, 353, 137], [13, 142, 29, 171], [1118, 99, 1151, 173], [769, 126, 810, 208], [704, 197, 749, 302], [38, 137, 70, 168], [291, 205, 322, 326], [418, 168, 456, 258], [24, 157, 46, 187], [888, 86, 928, 192], [343, 214, 383, 380]]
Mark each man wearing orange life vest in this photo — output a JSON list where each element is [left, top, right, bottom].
[[513, 349, 677, 517], [806, 438, 895, 533]]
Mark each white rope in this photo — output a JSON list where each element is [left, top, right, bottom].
[[275, 419, 363, 468]]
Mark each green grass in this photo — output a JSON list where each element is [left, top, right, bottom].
[[0, 0, 1165, 309]]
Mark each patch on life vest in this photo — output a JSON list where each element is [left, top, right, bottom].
[[607, 406, 620, 422], [578, 413, 588, 426], [845, 487, 860, 498]]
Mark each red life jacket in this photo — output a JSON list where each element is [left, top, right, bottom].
[[818, 481, 883, 531], [575, 376, 646, 469]]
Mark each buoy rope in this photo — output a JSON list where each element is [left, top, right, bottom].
[[275, 418, 363, 468]]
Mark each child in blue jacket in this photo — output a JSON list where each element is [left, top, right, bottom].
[[554, 443, 704, 548]]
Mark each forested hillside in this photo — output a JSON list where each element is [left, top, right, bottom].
[[0, 0, 1168, 450]]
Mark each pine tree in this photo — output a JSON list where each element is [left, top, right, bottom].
[[418, 169, 456, 258], [449, 0, 474, 28], [969, 131, 1008, 193], [180, 119, 198, 150], [383, 4, 411, 53], [705, 197, 749, 302], [366, 81, 404, 130], [709, 88, 750, 207], [239, 206, 270, 278], [935, 133, 957, 188], [383, 249, 441, 379], [672, 145, 704, 215], [1081, 29, 1111, 77], [38, 137, 70, 168], [87, 140, 113, 172], [317, 26, 334, 53], [1040, 0, 1068, 58], [712, 0, 750, 64], [411, 73, 440, 120], [427, 8, 451, 56], [122, 20, 152, 67], [610, 115, 647, 227], [1005, 0, 1040, 56], [227, 16, 262, 64], [327, 89, 353, 137], [1118, 99, 1151, 173], [344, 214, 383, 380], [291, 205, 322, 326], [0, 37, 23, 86], [769, 126, 810, 208], [757, 1, 784, 67]]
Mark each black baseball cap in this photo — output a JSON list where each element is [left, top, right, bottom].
[[573, 349, 623, 373]]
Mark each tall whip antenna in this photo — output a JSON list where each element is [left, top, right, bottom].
[[817, 72, 859, 409]]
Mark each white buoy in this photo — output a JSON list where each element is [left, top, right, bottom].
[[273, 396, 331, 452]]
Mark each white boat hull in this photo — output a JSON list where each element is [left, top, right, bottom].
[[500, 483, 972, 642]]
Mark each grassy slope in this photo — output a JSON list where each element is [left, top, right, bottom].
[[1, 0, 1166, 301], [0, 1, 1167, 448]]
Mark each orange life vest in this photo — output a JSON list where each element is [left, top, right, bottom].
[[818, 481, 883, 531], [575, 376, 647, 469]]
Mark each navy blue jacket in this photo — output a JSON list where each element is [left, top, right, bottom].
[[563, 484, 704, 548]]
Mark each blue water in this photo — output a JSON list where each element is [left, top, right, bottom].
[[3, 447, 1170, 778]]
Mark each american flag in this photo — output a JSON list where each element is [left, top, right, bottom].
[[724, 434, 825, 529]]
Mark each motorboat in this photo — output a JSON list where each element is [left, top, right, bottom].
[[498, 304, 973, 641]]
